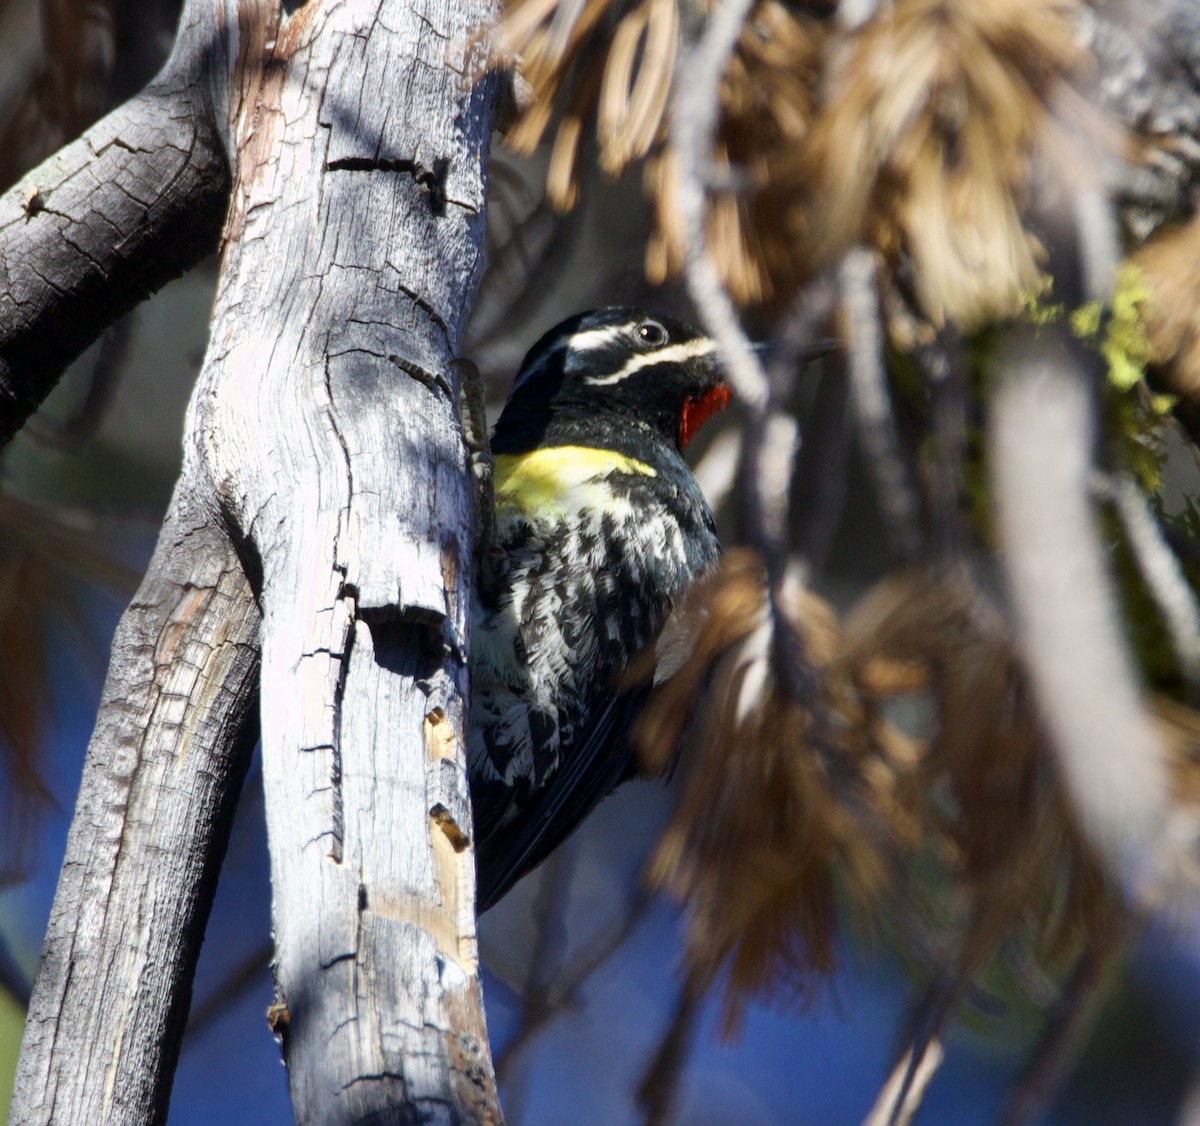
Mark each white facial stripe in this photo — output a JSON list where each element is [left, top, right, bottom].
[[583, 337, 718, 385], [512, 324, 634, 390], [568, 325, 627, 352]]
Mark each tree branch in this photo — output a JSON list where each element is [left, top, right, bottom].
[[184, 0, 502, 1118], [10, 487, 261, 1125], [0, 53, 228, 445], [9, 0, 503, 1117], [840, 248, 921, 563], [1103, 471, 1200, 687], [863, 1037, 944, 1126], [989, 329, 1178, 898], [999, 917, 1135, 1126]]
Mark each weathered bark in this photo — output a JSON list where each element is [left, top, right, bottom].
[[8, 0, 502, 1119], [188, 0, 500, 1114], [10, 488, 261, 1124], [0, 31, 228, 446]]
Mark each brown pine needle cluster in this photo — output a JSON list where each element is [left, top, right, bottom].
[[627, 550, 901, 1031], [1130, 216, 1200, 405], [631, 558, 1200, 1028], [644, 1, 827, 306], [1156, 697, 1200, 815], [799, 0, 1088, 327], [487, 0, 827, 300], [488, 0, 684, 210], [842, 571, 1111, 969], [487, 0, 1104, 323]]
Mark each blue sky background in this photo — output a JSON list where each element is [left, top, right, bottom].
[[2, 271, 1200, 1126], [4, 580, 1200, 1126]]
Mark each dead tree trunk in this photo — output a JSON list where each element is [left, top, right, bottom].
[[5, 0, 501, 1120], [195, 0, 500, 1118]]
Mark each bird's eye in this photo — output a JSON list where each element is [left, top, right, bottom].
[[636, 320, 669, 347]]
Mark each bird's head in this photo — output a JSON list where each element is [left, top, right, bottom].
[[492, 307, 731, 455]]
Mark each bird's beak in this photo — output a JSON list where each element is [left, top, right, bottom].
[[751, 338, 841, 364]]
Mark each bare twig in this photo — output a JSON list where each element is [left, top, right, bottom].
[[185, 940, 273, 1037], [757, 278, 841, 578], [863, 1037, 945, 1126], [671, 0, 839, 589], [916, 330, 968, 562], [792, 357, 851, 578], [990, 328, 1175, 900], [691, 426, 740, 515], [999, 915, 1136, 1126], [672, 0, 827, 758], [738, 411, 800, 569], [767, 279, 840, 402], [636, 973, 703, 1126], [841, 248, 922, 562], [876, 966, 967, 1126], [671, 0, 793, 580], [1102, 471, 1200, 688], [670, 0, 767, 416], [495, 878, 652, 1086], [494, 846, 575, 1088], [1073, 187, 1120, 306]]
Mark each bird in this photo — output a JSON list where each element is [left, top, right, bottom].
[[468, 306, 729, 912]]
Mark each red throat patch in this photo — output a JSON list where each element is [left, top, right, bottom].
[[677, 385, 731, 448]]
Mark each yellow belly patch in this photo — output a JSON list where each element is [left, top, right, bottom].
[[494, 446, 657, 519]]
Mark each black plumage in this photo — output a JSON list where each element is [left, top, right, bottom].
[[469, 307, 728, 911]]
